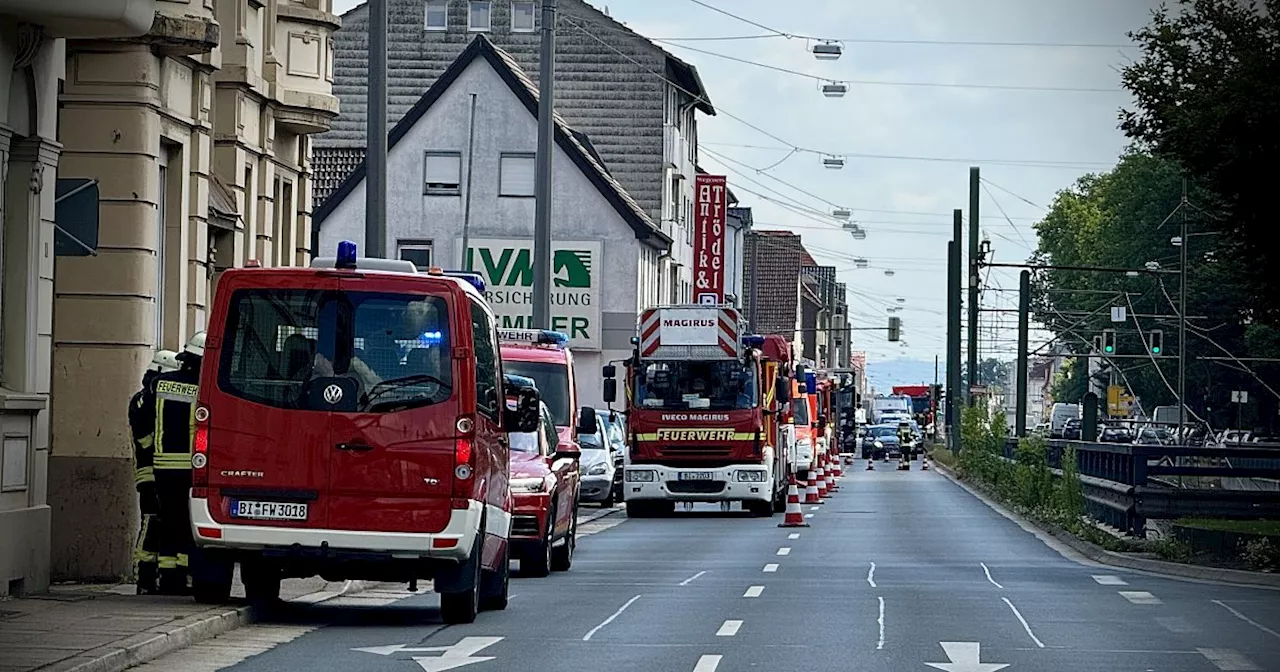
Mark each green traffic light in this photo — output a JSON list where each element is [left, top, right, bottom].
[[1104, 346, 1114, 353], [1151, 346, 1161, 354]]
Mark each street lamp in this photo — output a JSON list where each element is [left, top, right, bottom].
[[812, 41, 843, 60], [821, 81, 849, 97], [823, 155, 845, 169]]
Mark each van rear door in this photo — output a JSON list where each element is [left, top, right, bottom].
[[207, 283, 340, 529], [327, 281, 459, 534]]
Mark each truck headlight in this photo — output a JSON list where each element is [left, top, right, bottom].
[[625, 469, 656, 483], [587, 462, 609, 476], [736, 470, 768, 483], [510, 477, 548, 493]]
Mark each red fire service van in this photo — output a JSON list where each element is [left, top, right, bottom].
[[188, 241, 540, 624]]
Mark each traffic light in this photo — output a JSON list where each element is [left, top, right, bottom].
[[1148, 329, 1163, 355], [1101, 329, 1116, 354], [887, 316, 902, 342]]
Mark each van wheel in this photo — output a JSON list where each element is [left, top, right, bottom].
[[523, 508, 554, 578], [551, 507, 576, 572], [191, 554, 234, 605], [479, 543, 509, 611], [439, 538, 482, 625], [747, 500, 774, 518], [241, 560, 281, 603]]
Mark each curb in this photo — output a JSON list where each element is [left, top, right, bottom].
[[46, 580, 376, 672], [577, 504, 625, 525], [931, 461, 1280, 590]]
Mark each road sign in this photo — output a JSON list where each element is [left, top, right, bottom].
[[925, 641, 1010, 672], [1232, 390, 1249, 404], [1110, 306, 1126, 322], [353, 636, 502, 672]]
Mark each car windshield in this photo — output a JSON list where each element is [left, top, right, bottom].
[[501, 360, 570, 426], [870, 426, 898, 437], [579, 430, 604, 450], [219, 289, 453, 412], [635, 359, 758, 410]]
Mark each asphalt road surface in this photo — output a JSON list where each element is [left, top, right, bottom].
[[133, 466, 1280, 672]]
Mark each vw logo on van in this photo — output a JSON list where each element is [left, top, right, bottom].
[[323, 384, 344, 405]]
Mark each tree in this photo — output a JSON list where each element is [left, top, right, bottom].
[[962, 358, 1013, 389], [1120, 0, 1280, 323]]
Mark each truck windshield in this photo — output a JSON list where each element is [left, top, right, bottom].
[[791, 397, 810, 425], [218, 289, 453, 412], [636, 360, 758, 410], [502, 361, 570, 426]]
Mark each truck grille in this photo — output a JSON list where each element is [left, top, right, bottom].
[[656, 445, 733, 459], [666, 480, 727, 495], [511, 515, 540, 538]]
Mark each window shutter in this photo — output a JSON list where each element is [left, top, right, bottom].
[[500, 155, 535, 196], [424, 153, 460, 191]]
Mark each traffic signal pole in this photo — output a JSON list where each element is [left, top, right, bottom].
[[1015, 270, 1030, 437]]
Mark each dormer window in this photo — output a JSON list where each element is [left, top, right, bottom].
[[469, 1, 491, 31]]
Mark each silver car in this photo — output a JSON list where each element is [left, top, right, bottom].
[[577, 412, 619, 506]]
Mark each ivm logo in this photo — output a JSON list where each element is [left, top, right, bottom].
[[468, 248, 592, 288]]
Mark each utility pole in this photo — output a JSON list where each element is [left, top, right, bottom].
[[365, 0, 388, 258], [1015, 270, 1030, 437], [967, 166, 980, 399], [531, 0, 558, 329], [1177, 177, 1189, 437], [947, 210, 964, 451]]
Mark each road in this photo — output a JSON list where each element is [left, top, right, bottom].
[[132, 466, 1280, 672]]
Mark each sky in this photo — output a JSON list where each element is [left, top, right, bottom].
[[330, 0, 1163, 374]]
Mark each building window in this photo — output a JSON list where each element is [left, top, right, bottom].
[[425, 0, 448, 30], [499, 153, 536, 197], [468, 1, 491, 31], [398, 240, 434, 269], [511, 1, 535, 31], [424, 151, 462, 195]]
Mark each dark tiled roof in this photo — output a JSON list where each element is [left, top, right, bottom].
[[313, 35, 668, 248], [727, 206, 753, 229], [743, 230, 806, 338]]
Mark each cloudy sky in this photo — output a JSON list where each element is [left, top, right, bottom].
[[331, 0, 1161, 375]]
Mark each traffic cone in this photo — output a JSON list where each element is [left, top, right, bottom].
[[866, 458, 875, 471], [803, 469, 821, 504], [831, 455, 843, 478], [921, 456, 930, 470], [778, 475, 809, 527], [815, 461, 828, 499], [826, 455, 838, 491]]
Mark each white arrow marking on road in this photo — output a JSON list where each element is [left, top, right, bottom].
[[923, 642, 1010, 672], [353, 637, 504, 672]]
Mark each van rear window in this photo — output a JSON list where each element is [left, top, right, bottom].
[[218, 289, 453, 412]]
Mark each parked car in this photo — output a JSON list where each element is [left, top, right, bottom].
[[577, 410, 618, 506], [596, 410, 627, 502], [1062, 418, 1082, 440], [506, 382, 580, 577], [1135, 426, 1174, 445], [1099, 426, 1134, 443]]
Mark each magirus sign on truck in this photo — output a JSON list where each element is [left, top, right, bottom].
[[458, 238, 603, 351]]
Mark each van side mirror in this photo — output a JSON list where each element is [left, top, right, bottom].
[[603, 378, 617, 404], [505, 387, 541, 433], [577, 406, 599, 435], [775, 377, 791, 403]]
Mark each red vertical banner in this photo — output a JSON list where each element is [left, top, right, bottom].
[[693, 174, 728, 305]]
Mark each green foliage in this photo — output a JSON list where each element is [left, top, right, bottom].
[[1241, 538, 1280, 572], [1048, 358, 1087, 405], [1058, 447, 1085, 521], [1153, 536, 1195, 563], [962, 358, 1013, 389]]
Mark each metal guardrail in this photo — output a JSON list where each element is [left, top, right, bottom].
[[1000, 438, 1280, 535]]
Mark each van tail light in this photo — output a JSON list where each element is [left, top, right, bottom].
[[192, 405, 210, 489], [452, 415, 476, 506]]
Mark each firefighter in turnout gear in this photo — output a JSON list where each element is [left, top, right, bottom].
[[131, 349, 179, 594], [151, 332, 205, 594]]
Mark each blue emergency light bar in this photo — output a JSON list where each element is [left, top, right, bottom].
[[805, 371, 818, 395], [441, 270, 486, 293], [742, 335, 766, 349], [498, 328, 569, 348], [336, 240, 358, 269], [417, 330, 444, 346]]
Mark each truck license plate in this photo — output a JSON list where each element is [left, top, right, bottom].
[[230, 500, 308, 521], [678, 471, 714, 481]]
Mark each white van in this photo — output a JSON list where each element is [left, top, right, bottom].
[[1049, 403, 1080, 438]]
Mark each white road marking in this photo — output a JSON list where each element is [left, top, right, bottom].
[[743, 585, 764, 598], [716, 620, 743, 636], [1197, 648, 1261, 670], [679, 571, 707, 586], [1091, 574, 1127, 586], [1001, 597, 1045, 648], [763, 563, 779, 573], [1119, 590, 1163, 605], [981, 562, 1004, 589], [787, 532, 800, 539], [1214, 600, 1280, 640], [694, 654, 723, 672], [810, 506, 820, 511], [866, 562, 877, 588], [876, 596, 886, 650], [804, 513, 814, 518], [582, 594, 642, 641], [1156, 616, 1200, 634], [777, 547, 791, 556]]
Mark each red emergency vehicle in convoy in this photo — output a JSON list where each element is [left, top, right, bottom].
[[497, 329, 597, 577], [187, 242, 541, 625], [790, 368, 819, 480], [601, 306, 793, 517]]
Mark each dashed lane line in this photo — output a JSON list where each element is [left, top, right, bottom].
[[1001, 597, 1046, 648], [582, 594, 643, 641], [694, 654, 723, 672], [744, 586, 765, 598], [763, 564, 779, 573], [866, 562, 877, 588], [777, 547, 791, 556], [1214, 600, 1280, 640], [1091, 574, 1128, 586], [716, 620, 743, 637], [876, 596, 886, 650], [804, 513, 814, 519], [787, 533, 800, 540], [679, 571, 707, 586], [1197, 648, 1262, 670], [981, 562, 1004, 589], [1119, 591, 1163, 605]]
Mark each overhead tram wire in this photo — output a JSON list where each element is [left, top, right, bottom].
[[699, 141, 1111, 170]]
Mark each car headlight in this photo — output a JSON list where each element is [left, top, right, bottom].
[[510, 476, 548, 493], [736, 470, 768, 483], [625, 469, 656, 482], [874, 440, 884, 448], [587, 462, 609, 476]]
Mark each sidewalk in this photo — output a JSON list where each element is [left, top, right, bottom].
[[0, 574, 370, 672]]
